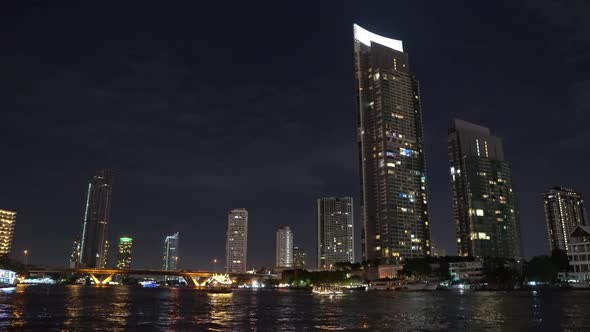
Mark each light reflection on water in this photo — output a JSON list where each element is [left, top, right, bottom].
[[105, 285, 130, 330], [0, 286, 590, 330], [207, 292, 233, 330]]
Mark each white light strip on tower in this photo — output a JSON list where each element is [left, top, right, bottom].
[[353, 24, 403, 52]]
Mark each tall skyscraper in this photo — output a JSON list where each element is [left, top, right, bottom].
[[69, 239, 80, 268], [293, 246, 307, 269], [0, 209, 16, 255], [544, 187, 587, 253], [225, 208, 248, 273], [79, 170, 112, 268], [116, 237, 133, 270], [276, 226, 293, 268], [162, 232, 179, 272], [317, 197, 354, 269], [449, 119, 521, 258], [354, 24, 431, 264]]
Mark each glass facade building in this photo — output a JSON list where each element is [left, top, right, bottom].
[[354, 24, 431, 263], [544, 187, 587, 253], [317, 197, 354, 269], [79, 170, 112, 268], [162, 232, 179, 272], [449, 119, 521, 258]]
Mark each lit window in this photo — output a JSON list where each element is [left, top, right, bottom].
[[400, 148, 412, 157], [476, 209, 484, 216]]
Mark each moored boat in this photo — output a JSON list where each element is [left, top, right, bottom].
[[397, 281, 427, 291], [0, 269, 17, 288], [424, 281, 439, 290], [312, 285, 343, 295], [207, 286, 232, 294], [368, 280, 397, 291], [570, 281, 590, 289]]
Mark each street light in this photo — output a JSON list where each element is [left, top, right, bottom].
[[23, 250, 28, 265], [213, 258, 218, 272]]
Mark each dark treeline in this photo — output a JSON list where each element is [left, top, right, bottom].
[[279, 249, 571, 288]]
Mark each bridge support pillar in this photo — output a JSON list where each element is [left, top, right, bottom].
[[181, 275, 200, 288]]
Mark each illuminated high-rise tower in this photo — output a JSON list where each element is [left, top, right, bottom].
[[544, 187, 587, 253], [69, 239, 80, 268], [449, 119, 521, 258], [276, 226, 293, 268], [162, 232, 179, 272], [354, 24, 431, 263], [0, 209, 16, 255], [79, 170, 112, 268], [317, 197, 354, 268], [293, 246, 307, 269], [116, 237, 133, 270], [225, 208, 248, 272]]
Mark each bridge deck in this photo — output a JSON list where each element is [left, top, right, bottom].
[[28, 267, 277, 279]]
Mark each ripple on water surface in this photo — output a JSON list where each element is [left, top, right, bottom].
[[1, 285, 590, 330]]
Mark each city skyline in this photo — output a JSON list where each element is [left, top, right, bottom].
[[2, 2, 588, 269]]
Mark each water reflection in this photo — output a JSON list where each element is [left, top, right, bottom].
[[3, 286, 590, 330], [156, 287, 181, 327], [105, 286, 131, 331], [6, 285, 25, 328], [470, 292, 505, 328], [64, 285, 82, 329], [207, 292, 233, 330], [314, 292, 347, 330]]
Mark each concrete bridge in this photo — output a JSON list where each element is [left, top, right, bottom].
[[27, 267, 278, 287]]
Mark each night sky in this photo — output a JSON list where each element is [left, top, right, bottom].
[[2, 1, 588, 270]]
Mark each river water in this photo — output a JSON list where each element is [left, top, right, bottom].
[[0, 285, 589, 330]]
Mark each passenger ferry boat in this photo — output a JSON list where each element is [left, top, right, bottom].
[[369, 279, 439, 291], [312, 285, 343, 295], [368, 280, 397, 291], [0, 269, 17, 288]]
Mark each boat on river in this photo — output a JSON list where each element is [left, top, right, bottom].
[[203, 274, 233, 294], [368, 280, 397, 291], [312, 285, 343, 295], [397, 281, 439, 291], [0, 269, 17, 288]]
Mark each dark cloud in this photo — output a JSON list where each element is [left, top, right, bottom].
[[523, 0, 590, 64], [1, 1, 589, 268]]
